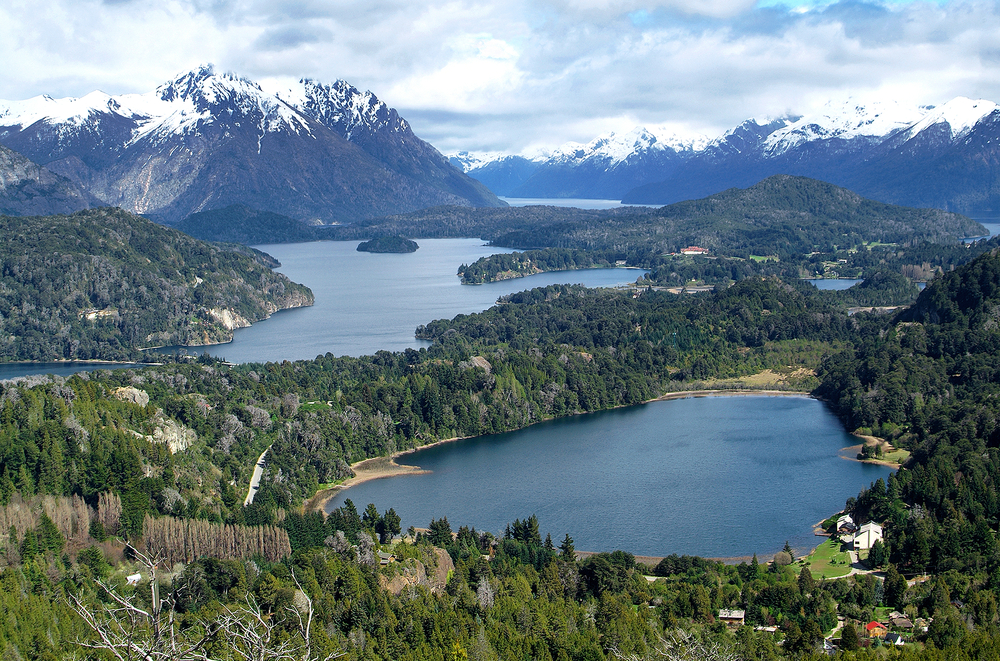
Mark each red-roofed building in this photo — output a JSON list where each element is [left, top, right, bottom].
[[865, 621, 888, 638]]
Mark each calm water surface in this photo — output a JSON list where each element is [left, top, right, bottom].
[[500, 197, 661, 210], [805, 279, 862, 291], [176, 239, 646, 364], [0, 362, 146, 381], [327, 395, 891, 559]]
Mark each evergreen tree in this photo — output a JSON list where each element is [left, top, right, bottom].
[[36, 513, 64, 555], [839, 622, 859, 651], [868, 539, 886, 568], [883, 564, 907, 608], [429, 517, 453, 546], [559, 534, 576, 561], [379, 508, 401, 544]]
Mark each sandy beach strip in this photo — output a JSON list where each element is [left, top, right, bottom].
[[653, 388, 811, 402], [306, 455, 432, 512]]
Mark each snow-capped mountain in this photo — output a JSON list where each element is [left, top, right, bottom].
[[624, 96, 1000, 213], [451, 95, 1000, 214], [0, 65, 501, 223], [453, 126, 708, 199]]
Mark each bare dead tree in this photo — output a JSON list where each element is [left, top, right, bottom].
[[69, 545, 342, 661], [610, 629, 744, 661], [69, 545, 216, 661]]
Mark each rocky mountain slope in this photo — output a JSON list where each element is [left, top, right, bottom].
[[0, 66, 502, 224], [452, 126, 708, 199], [0, 207, 313, 361], [457, 97, 1000, 215], [0, 144, 97, 216]]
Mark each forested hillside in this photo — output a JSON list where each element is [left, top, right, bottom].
[[816, 248, 1000, 576], [5, 243, 1000, 658], [334, 176, 984, 258], [0, 208, 313, 361]]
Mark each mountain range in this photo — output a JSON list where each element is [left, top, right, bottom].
[[0, 65, 502, 223], [454, 97, 1000, 215]]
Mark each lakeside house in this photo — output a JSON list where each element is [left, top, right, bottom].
[[718, 609, 745, 628], [853, 522, 883, 550], [681, 246, 710, 255], [837, 514, 857, 534]]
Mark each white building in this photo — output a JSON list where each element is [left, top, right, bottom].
[[837, 514, 856, 533], [854, 522, 883, 550]]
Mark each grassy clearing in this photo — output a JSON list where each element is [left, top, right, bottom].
[[803, 538, 853, 580], [882, 448, 911, 464]]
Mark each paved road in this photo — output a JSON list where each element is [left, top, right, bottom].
[[244, 446, 271, 506]]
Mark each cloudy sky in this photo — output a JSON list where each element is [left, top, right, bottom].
[[2, 0, 999, 155]]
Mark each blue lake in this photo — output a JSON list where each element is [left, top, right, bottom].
[[0, 238, 646, 377], [326, 394, 891, 559], [164, 239, 646, 364], [0, 362, 146, 381], [805, 279, 862, 291]]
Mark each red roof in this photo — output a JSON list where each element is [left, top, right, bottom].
[[866, 621, 886, 631]]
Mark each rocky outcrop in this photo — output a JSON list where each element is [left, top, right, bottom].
[[113, 386, 150, 407], [118, 388, 197, 454], [379, 547, 455, 596]]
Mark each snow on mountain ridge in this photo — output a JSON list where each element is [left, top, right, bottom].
[[0, 65, 407, 153], [901, 97, 998, 142], [0, 91, 125, 129], [548, 126, 708, 165], [761, 98, 927, 156], [449, 151, 538, 171], [452, 126, 709, 172], [261, 77, 405, 142]]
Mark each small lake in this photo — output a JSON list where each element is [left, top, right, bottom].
[[0, 362, 146, 381], [805, 279, 862, 291], [326, 394, 891, 559], [163, 239, 646, 364], [500, 197, 661, 210]]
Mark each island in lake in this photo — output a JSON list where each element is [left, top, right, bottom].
[[357, 235, 419, 253]]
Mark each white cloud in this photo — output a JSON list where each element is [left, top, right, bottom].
[[1, 0, 1000, 154]]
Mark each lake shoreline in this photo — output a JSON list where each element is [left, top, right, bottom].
[[307, 387, 813, 516]]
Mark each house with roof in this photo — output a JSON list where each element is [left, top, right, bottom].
[[837, 514, 857, 534], [718, 609, 745, 628], [680, 246, 710, 255], [885, 633, 905, 646], [865, 621, 888, 639], [854, 522, 883, 550], [890, 615, 914, 630]]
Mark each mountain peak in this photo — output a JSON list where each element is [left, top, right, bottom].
[[0, 67, 502, 222], [902, 96, 998, 141]]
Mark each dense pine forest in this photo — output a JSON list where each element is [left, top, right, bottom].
[[0, 208, 314, 361], [6, 206, 1000, 656]]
